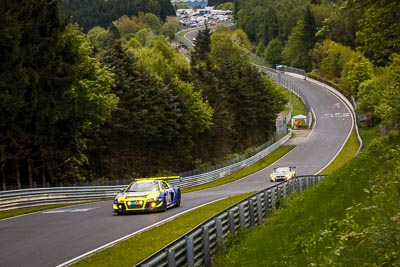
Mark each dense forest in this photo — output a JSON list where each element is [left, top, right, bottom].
[[0, 0, 286, 189], [235, 0, 400, 128], [1, 0, 399, 189], [60, 0, 176, 32]]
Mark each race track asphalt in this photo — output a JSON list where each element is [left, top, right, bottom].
[[0, 74, 354, 267]]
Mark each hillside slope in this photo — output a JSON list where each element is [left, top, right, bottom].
[[213, 131, 400, 266]]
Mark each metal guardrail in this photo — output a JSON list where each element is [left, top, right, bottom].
[[254, 64, 312, 113], [0, 186, 123, 211], [0, 132, 291, 211], [136, 175, 327, 267], [171, 132, 291, 189]]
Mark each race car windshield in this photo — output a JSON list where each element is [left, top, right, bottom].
[[276, 167, 290, 173], [127, 182, 159, 192]]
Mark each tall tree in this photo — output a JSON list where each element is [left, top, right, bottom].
[[191, 27, 287, 162], [264, 38, 284, 67], [282, 20, 310, 70], [0, 1, 117, 188], [97, 39, 212, 178], [190, 26, 212, 66], [357, 54, 400, 129], [346, 0, 400, 66]]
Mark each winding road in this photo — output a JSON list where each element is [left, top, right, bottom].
[[0, 74, 354, 267]]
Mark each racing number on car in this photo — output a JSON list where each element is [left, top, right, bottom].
[[161, 181, 172, 205], [165, 189, 172, 204]]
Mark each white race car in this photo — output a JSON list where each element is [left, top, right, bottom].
[[270, 167, 296, 182]]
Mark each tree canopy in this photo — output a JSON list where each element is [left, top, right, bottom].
[[0, 0, 117, 188]]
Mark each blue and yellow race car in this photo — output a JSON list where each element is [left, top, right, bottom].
[[113, 176, 181, 214]]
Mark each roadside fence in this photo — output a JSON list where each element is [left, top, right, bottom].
[[0, 132, 291, 211], [136, 175, 327, 267]]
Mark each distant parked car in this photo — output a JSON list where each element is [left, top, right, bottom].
[[270, 167, 296, 182]]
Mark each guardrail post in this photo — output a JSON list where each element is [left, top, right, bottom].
[[229, 210, 236, 235], [270, 188, 276, 209], [239, 203, 246, 230], [186, 235, 195, 267], [215, 217, 224, 247], [264, 190, 270, 213], [297, 177, 304, 193], [277, 185, 282, 200], [202, 226, 211, 267], [249, 199, 255, 227], [256, 194, 263, 223], [282, 183, 287, 199], [167, 248, 176, 267]]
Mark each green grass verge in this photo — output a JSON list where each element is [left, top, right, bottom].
[[71, 192, 254, 267], [318, 129, 359, 175], [291, 92, 308, 117], [212, 127, 400, 267], [0, 145, 294, 220]]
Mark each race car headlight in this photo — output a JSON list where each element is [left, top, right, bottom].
[[146, 196, 158, 202]]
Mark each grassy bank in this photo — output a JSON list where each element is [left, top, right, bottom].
[[319, 129, 359, 175], [212, 128, 400, 266], [72, 192, 254, 266]]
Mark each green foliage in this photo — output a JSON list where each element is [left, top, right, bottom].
[[87, 26, 114, 51], [113, 15, 139, 37], [214, 2, 234, 11], [311, 40, 353, 81], [143, 13, 162, 34], [160, 16, 181, 41], [235, 0, 309, 45], [282, 20, 310, 71], [282, 7, 317, 72], [190, 27, 287, 162], [0, 2, 117, 187], [134, 28, 155, 46], [358, 54, 400, 129], [92, 37, 213, 178], [208, 0, 232, 6], [314, 2, 359, 48], [72, 193, 254, 266], [264, 39, 284, 67], [213, 131, 400, 266], [341, 54, 373, 96], [60, 0, 175, 32], [190, 26, 212, 66], [347, 0, 400, 66], [355, 54, 400, 129]]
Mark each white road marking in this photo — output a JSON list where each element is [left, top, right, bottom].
[[42, 207, 99, 214], [321, 113, 350, 119], [56, 198, 227, 267]]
